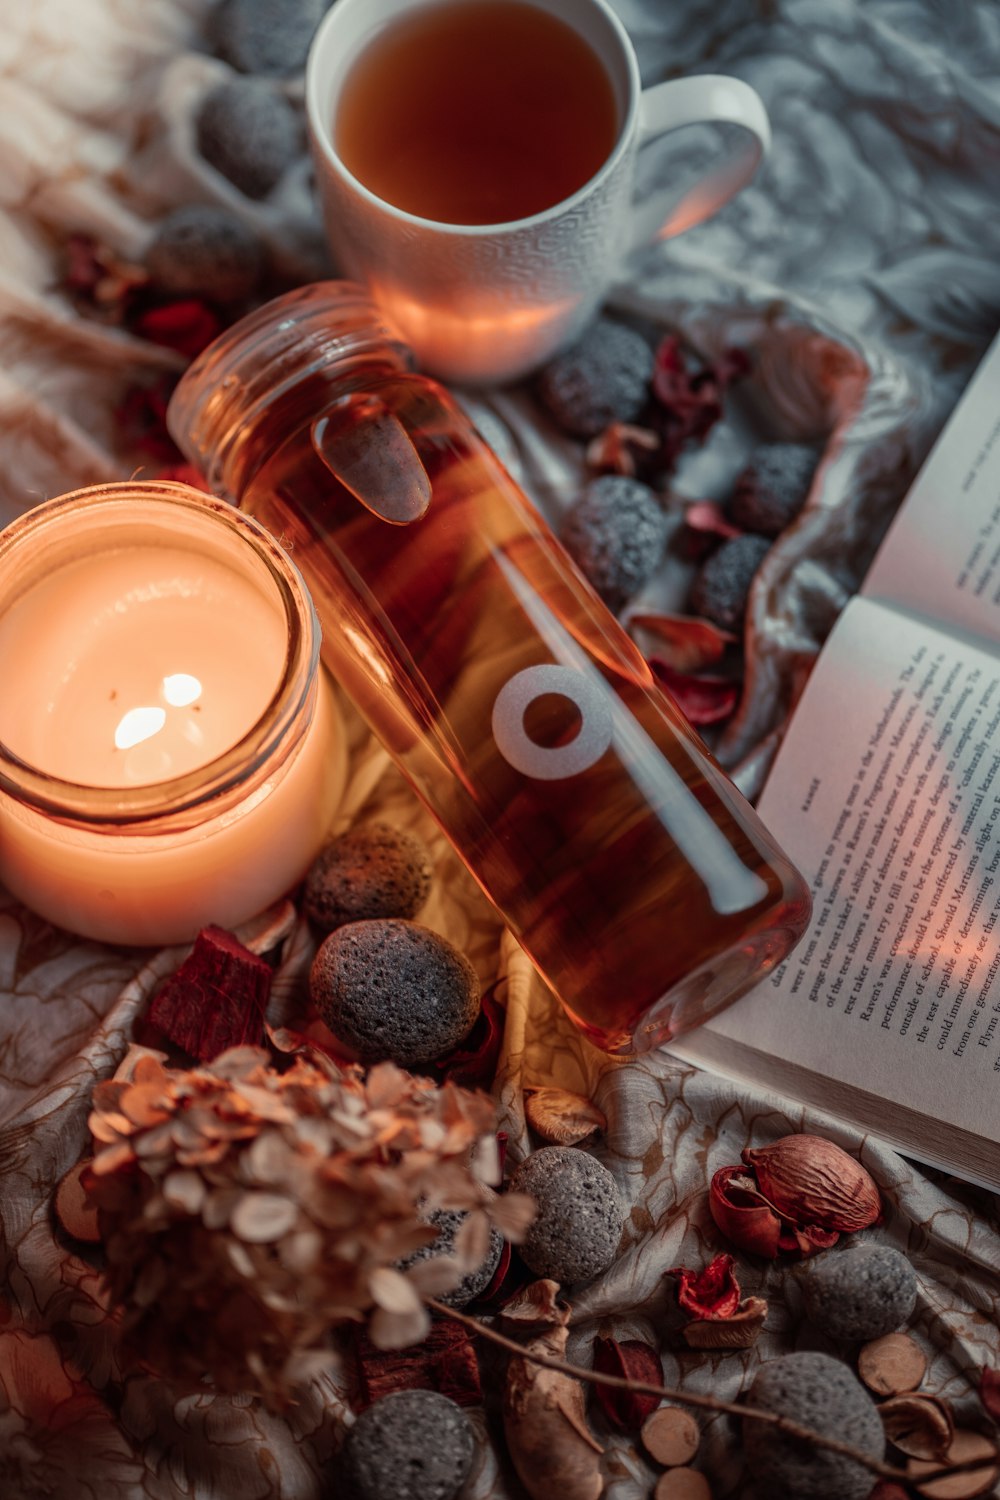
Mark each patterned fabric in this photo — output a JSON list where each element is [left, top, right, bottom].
[[1, 2, 999, 1496]]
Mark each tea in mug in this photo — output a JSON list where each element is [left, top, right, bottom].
[[333, 0, 620, 225]]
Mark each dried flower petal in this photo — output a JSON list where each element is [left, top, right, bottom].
[[669, 1253, 742, 1320], [131, 298, 223, 359], [980, 1367, 1000, 1424], [591, 1337, 661, 1430], [525, 1088, 607, 1146], [489, 1191, 537, 1243], [649, 660, 740, 725], [499, 1279, 569, 1329], [681, 501, 743, 541], [230, 1192, 298, 1243], [629, 612, 737, 672], [585, 422, 660, 477], [54, 1160, 101, 1244]]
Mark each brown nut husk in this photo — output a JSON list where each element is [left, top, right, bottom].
[[680, 1296, 767, 1349], [880, 1393, 954, 1460], [907, 1429, 1000, 1498], [525, 1088, 606, 1146], [742, 1134, 881, 1232], [708, 1165, 839, 1258]]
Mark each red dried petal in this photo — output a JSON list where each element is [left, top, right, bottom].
[[146, 925, 271, 1062], [682, 501, 743, 540], [114, 377, 182, 463], [64, 234, 104, 295], [650, 337, 748, 462], [629, 611, 737, 672], [473, 1245, 534, 1312], [352, 1319, 482, 1409], [426, 986, 505, 1089], [591, 1337, 662, 1430], [980, 1367, 1000, 1424], [787, 1222, 840, 1255], [131, 299, 223, 359], [669, 1253, 742, 1319], [649, 660, 740, 725]]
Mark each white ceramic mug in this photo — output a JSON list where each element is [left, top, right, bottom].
[[306, 0, 770, 385]]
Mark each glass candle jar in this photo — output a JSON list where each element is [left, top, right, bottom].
[[0, 482, 347, 946], [168, 282, 811, 1052]]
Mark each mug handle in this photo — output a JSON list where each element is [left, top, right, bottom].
[[628, 75, 771, 248]]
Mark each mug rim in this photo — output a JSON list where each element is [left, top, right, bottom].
[[304, 0, 642, 238]]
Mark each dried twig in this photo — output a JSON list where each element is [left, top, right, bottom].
[[429, 1300, 988, 1488]]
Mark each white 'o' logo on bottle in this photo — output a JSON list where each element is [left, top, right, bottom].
[[491, 664, 613, 781]]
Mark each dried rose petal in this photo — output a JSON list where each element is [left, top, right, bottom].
[[742, 1135, 881, 1233], [147, 926, 272, 1063], [113, 378, 181, 463], [585, 422, 660, 477], [629, 612, 737, 672], [426, 986, 505, 1090], [131, 298, 223, 359], [591, 1337, 661, 1430], [649, 660, 740, 725], [650, 337, 749, 468], [709, 1166, 786, 1258], [352, 1320, 482, 1409], [980, 1367, 1000, 1424], [682, 501, 743, 540], [669, 1253, 742, 1319]]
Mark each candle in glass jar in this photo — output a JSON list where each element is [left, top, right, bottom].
[[0, 483, 347, 946]]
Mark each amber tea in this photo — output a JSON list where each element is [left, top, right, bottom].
[[333, 0, 620, 225]]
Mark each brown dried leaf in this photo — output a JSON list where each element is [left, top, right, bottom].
[[504, 1322, 604, 1500], [488, 1190, 536, 1242], [499, 1279, 569, 1328], [525, 1088, 607, 1146]]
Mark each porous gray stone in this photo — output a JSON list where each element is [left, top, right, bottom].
[[396, 1208, 504, 1307], [689, 532, 770, 632], [342, 1389, 475, 1500], [145, 205, 262, 303], [799, 1242, 917, 1342], [537, 319, 654, 438], [509, 1145, 623, 1284], [303, 822, 432, 935], [743, 1350, 884, 1500], [309, 919, 480, 1066], [208, 0, 329, 77], [560, 474, 669, 611], [196, 78, 302, 199]]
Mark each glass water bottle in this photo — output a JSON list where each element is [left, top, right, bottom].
[[168, 282, 811, 1053]]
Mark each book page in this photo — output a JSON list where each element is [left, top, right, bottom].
[[670, 596, 1000, 1161], [864, 332, 1000, 645]]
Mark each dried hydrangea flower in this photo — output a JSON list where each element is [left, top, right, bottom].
[[87, 1044, 531, 1406]]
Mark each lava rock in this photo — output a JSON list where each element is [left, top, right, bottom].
[[196, 78, 302, 199], [561, 474, 669, 611], [799, 1243, 917, 1343], [342, 1389, 476, 1500], [688, 532, 770, 632], [208, 0, 329, 76], [145, 205, 263, 303], [309, 919, 480, 1066], [743, 1350, 884, 1500], [509, 1146, 623, 1284], [537, 319, 654, 438], [396, 1208, 504, 1307], [729, 443, 819, 538], [304, 822, 433, 935]]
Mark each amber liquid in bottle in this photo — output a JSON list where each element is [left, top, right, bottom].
[[233, 370, 810, 1052]]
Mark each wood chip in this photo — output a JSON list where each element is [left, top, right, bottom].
[[859, 1332, 929, 1396], [641, 1406, 700, 1467], [881, 1393, 954, 1460], [654, 1467, 712, 1500], [908, 1430, 1000, 1499], [54, 1160, 101, 1243], [524, 1088, 607, 1145]]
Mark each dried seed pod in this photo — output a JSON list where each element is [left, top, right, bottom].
[[591, 1337, 661, 1430], [907, 1430, 1000, 1498], [504, 1322, 604, 1500], [641, 1406, 700, 1467], [742, 1135, 881, 1233], [858, 1332, 928, 1396], [680, 1296, 767, 1349], [525, 1088, 606, 1146], [880, 1393, 954, 1460]]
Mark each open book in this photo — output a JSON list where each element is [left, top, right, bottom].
[[669, 331, 1000, 1192]]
